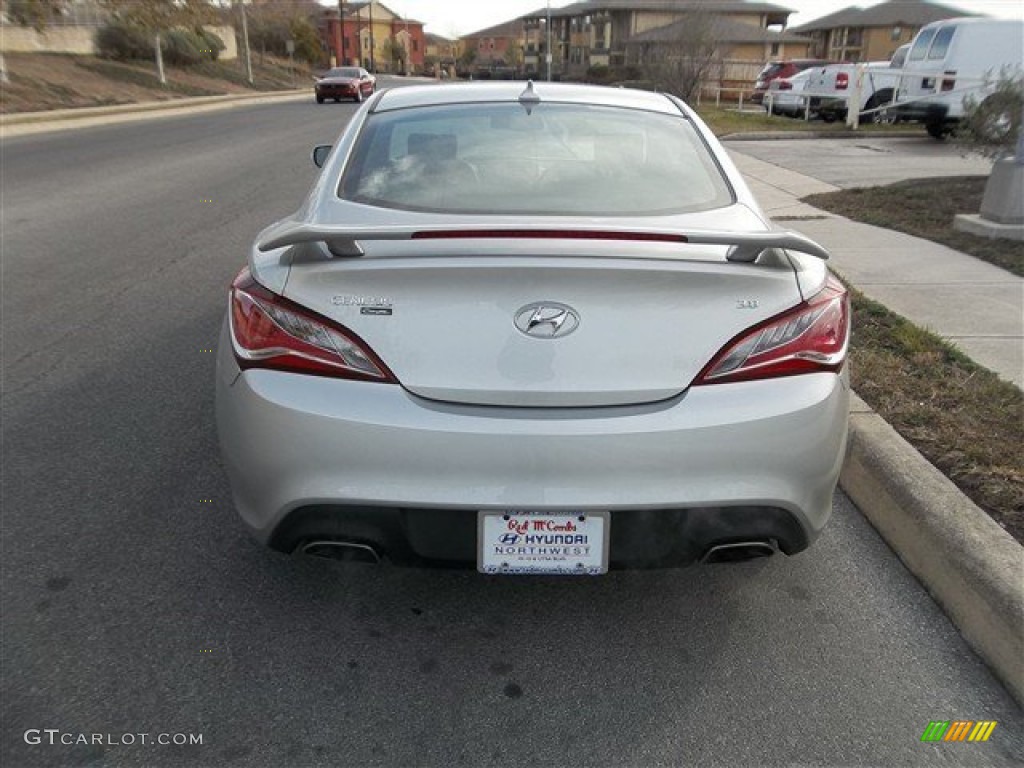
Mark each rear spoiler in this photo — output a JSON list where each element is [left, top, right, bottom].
[[256, 222, 830, 262]]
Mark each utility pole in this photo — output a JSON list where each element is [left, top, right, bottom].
[[238, 0, 253, 85], [338, 0, 347, 66], [404, 9, 409, 73], [1017, 100, 1024, 165], [545, 0, 552, 81], [368, 1, 376, 72], [154, 32, 166, 85]]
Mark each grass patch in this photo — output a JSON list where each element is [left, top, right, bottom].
[[75, 58, 219, 97], [806, 176, 1024, 277], [190, 57, 312, 91], [848, 287, 1023, 543]]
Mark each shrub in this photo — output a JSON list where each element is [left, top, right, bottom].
[[248, 13, 323, 65], [160, 28, 206, 66], [95, 21, 153, 61], [198, 28, 226, 62], [289, 16, 323, 65], [956, 70, 1024, 159], [96, 22, 221, 66]]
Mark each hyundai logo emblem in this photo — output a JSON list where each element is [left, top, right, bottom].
[[514, 302, 580, 338]]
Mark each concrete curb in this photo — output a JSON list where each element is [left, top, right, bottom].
[[1, 89, 309, 125], [841, 393, 1024, 705]]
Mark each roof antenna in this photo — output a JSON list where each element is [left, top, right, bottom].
[[518, 80, 541, 114]]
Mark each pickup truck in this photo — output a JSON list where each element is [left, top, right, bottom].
[[803, 45, 908, 124]]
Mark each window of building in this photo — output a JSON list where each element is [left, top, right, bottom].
[[891, 25, 902, 41], [770, 42, 780, 56]]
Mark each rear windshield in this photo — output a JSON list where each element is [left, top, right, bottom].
[[339, 102, 733, 216], [758, 63, 785, 78]]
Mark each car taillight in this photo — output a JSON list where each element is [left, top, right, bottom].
[[228, 268, 397, 382], [694, 276, 849, 385], [835, 72, 849, 90], [940, 71, 956, 92], [778, 80, 793, 91]]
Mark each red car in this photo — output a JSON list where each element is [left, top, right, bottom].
[[315, 67, 376, 104], [751, 59, 834, 104]]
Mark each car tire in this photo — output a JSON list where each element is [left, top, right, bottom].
[[861, 90, 893, 125], [316, 95, 324, 104], [926, 120, 949, 140]]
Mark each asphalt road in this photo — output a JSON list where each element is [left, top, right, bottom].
[[2, 91, 1022, 768]]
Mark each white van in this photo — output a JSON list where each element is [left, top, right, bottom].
[[894, 17, 1024, 138]]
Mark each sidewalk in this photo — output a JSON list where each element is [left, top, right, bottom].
[[727, 145, 1024, 704], [727, 148, 1024, 388]]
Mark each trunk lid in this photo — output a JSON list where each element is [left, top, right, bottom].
[[279, 239, 804, 407]]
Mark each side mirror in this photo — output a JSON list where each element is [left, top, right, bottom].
[[311, 145, 332, 168]]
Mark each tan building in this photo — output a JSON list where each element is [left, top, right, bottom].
[[790, 0, 976, 62], [460, 19, 527, 70], [321, 1, 425, 73], [521, 0, 799, 78], [425, 33, 459, 62], [627, 16, 812, 80]]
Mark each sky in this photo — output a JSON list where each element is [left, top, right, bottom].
[[361, 0, 1024, 37]]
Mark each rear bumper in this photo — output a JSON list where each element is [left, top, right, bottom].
[[216, 326, 850, 567], [895, 100, 952, 124], [769, 96, 820, 116]]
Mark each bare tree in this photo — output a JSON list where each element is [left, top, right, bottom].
[[631, 11, 724, 102], [381, 37, 406, 73]]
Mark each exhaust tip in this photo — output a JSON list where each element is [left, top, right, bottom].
[[298, 540, 382, 564], [701, 540, 776, 564]]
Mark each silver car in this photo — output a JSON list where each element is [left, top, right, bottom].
[[216, 82, 850, 574]]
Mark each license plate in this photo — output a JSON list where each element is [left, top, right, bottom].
[[477, 510, 609, 575]]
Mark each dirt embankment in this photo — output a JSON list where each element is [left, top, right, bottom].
[[1, 52, 310, 114]]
